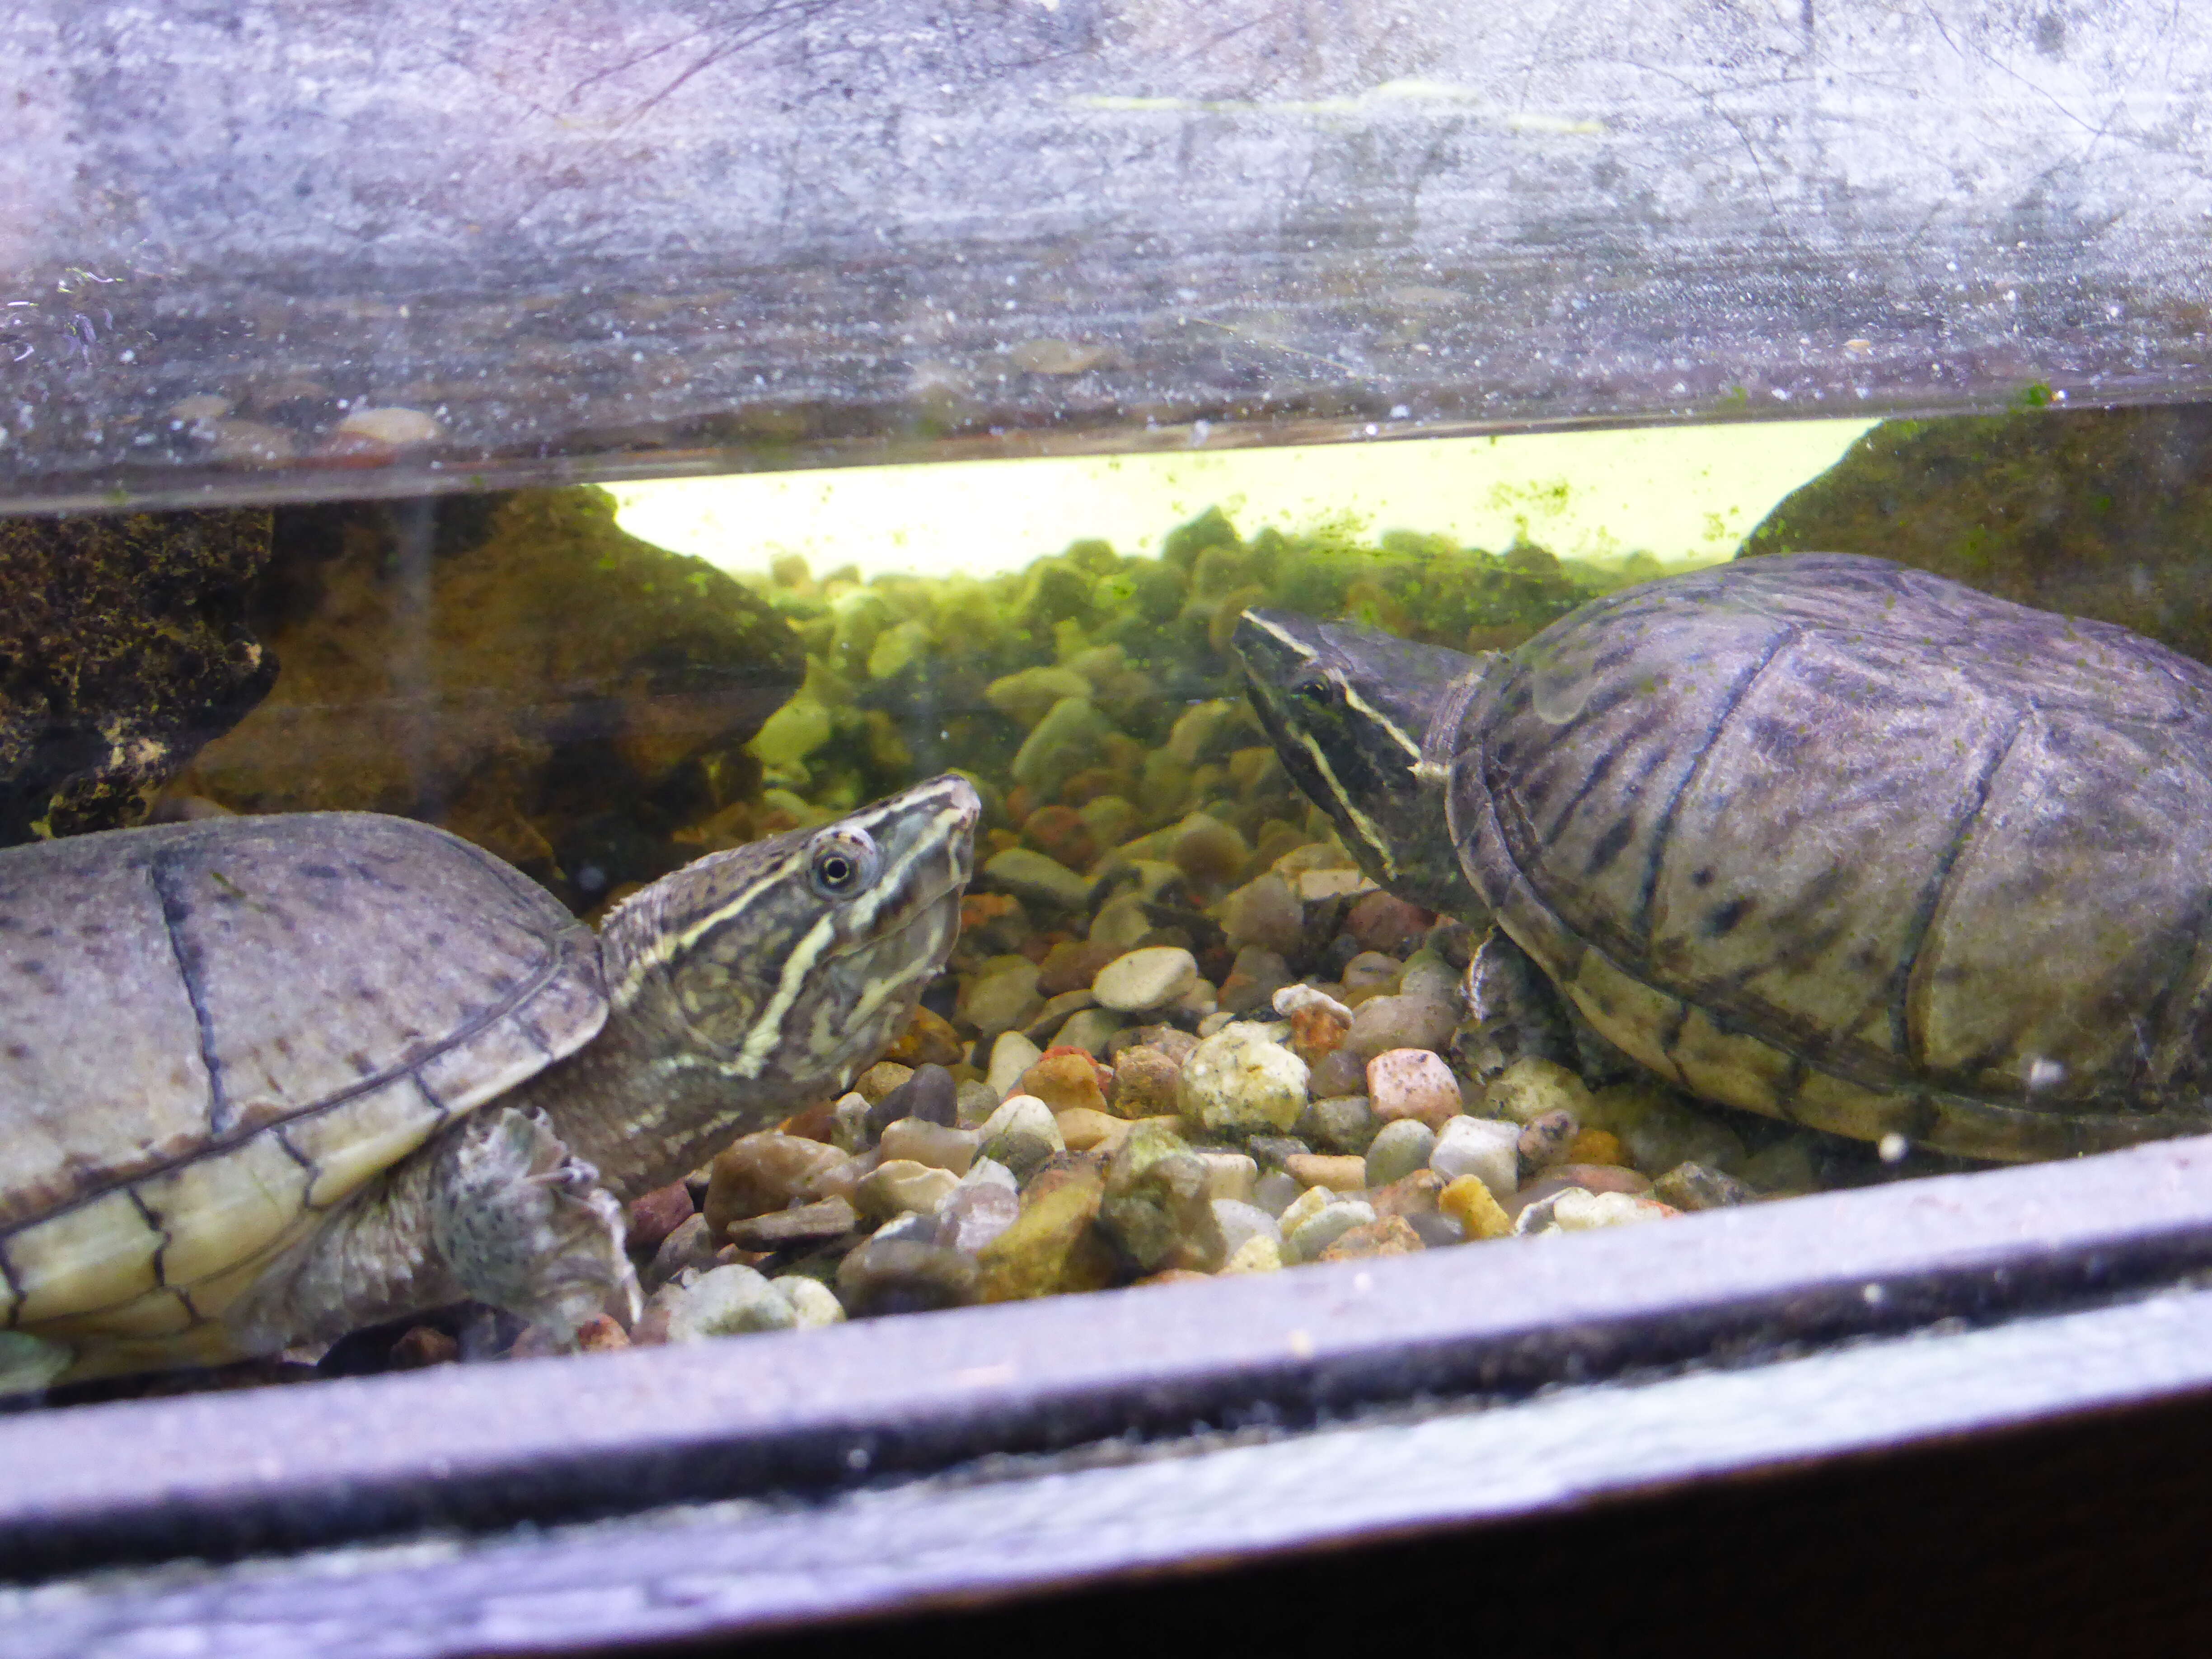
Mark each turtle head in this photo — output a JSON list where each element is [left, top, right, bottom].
[[1233, 608, 1490, 917], [595, 773, 979, 1143]]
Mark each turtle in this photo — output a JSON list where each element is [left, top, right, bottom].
[[0, 772, 978, 1391], [1234, 551, 2212, 1164]]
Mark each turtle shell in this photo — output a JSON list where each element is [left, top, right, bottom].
[[1450, 552, 2212, 1161], [0, 812, 603, 1351]]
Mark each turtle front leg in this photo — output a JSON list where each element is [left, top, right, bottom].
[[1457, 927, 1640, 1089], [226, 1107, 639, 1358], [1456, 926, 1578, 1083], [428, 1106, 642, 1340]]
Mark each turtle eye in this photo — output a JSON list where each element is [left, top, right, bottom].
[[806, 829, 881, 900], [1292, 669, 1338, 706]]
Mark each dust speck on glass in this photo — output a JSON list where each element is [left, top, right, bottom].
[[4, 402, 2211, 1406]]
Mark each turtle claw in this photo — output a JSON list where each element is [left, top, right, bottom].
[[431, 1106, 642, 1342]]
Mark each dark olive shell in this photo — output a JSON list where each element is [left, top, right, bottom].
[[1450, 551, 2212, 1159]]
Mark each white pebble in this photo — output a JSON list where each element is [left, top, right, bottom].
[[986, 1030, 1045, 1098], [1553, 1189, 1673, 1230], [773, 1276, 847, 1327], [1276, 1183, 1337, 1237], [1284, 1199, 1377, 1263], [1220, 1234, 1284, 1273], [853, 1159, 960, 1222], [1178, 1020, 1311, 1135], [976, 1093, 1064, 1179], [1210, 1199, 1283, 1260], [1272, 982, 1353, 1023], [1430, 1116, 1522, 1199], [1093, 945, 1201, 1012], [645, 1265, 796, 1341], [1194, 1150, 1259, 1203], [335, 405, 441, 445]]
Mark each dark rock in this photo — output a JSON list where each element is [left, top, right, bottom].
[[726, 1197, 859, 1250], [1407, 1211, 1465, 1250], [625, 1181, 695, 1253], [883, 1006, 965, 1067], [1740, 407, 2212, 665], [1108, 1044, 1183, 1117], [1425, 918, 1482, 968], [1653, 1161, 1758, 1211], [0, 507, 274, 843], [178, 488, 805, 900], [835, 1237, 981, 1317], [388, 1325, 460, 1368], [1244, 1135, 1312, 1172], [647, 1214, 720, 1287], [868, 1063, 959, 1134], [1343, 891, 1431, 956]]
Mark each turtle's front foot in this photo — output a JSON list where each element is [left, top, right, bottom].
[[1456, 926, 1580, 1084], [431, 1107, 642, 1343]]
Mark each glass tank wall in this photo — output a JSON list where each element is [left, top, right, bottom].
[[8, 401, 2212, 1405], [11, 0, 2212, 1434]]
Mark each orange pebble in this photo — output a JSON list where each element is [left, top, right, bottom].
[[1568, 1128, 1627, 1166]]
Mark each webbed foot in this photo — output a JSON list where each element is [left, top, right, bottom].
[[431, 1106, 642, 1344], [1455, 926, 1579, 1084]]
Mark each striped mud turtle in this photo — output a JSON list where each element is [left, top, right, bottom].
[[1236, 552, 2212, 1163], [0, 773, 977, 1389]]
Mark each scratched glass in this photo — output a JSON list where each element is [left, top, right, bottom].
[[0, 401, 2207, 1409]]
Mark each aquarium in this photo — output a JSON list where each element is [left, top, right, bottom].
[[10, 0, 2212, 1650], [9, 396, 2211, 1404]]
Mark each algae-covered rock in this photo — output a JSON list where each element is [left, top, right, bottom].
[[178, 488, 804, 897], [0, 507, 275, 844], [1739, 407, 2212, 663], [1099, 1120, 1228, 1272], [976, 1169, 1115, 1301]]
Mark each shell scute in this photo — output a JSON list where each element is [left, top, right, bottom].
[[131, 1132, 314, 1289], [283, 1076, 449, 1209], [6, 1189, 162, 1325]]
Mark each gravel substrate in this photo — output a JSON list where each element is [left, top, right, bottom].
[[610, 847, 1919, 1347]]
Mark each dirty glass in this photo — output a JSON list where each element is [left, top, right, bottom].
[[8, 0, 2212, 1433], [2, 399, 2211, 1410]]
